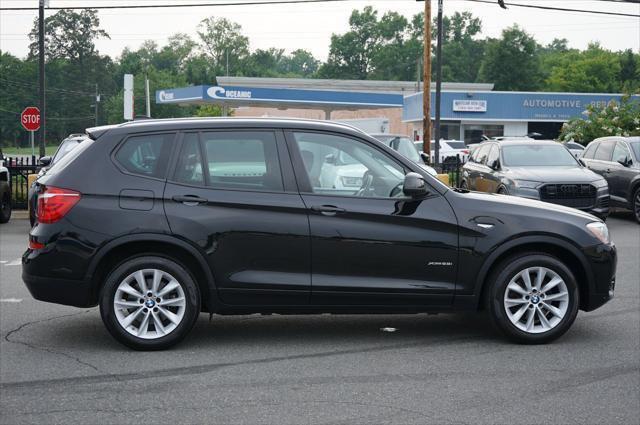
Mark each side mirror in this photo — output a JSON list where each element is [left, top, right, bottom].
[[617, 158, 631, 167], [324, 153, 337, 165], [490, 160, 500, 170], [39, 156, 52, 166], [403, 172, 429, 197], [419, 152, 430, 164]]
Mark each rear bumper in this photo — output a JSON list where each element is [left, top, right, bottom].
[[22, 249, 95, 307]]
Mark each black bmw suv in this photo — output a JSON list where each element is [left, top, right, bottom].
[[23, 118, 617, 350]]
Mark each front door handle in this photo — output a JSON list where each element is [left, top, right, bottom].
[[310, 205, 346, 216], [172, 195, 208, 206]]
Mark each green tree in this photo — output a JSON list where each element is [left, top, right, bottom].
[[545, 43, 623, 93], [197, 17, 249, 77], [28, 9, 109, 66], [559, 95, 640, 143], [478, 25, 542, 90]]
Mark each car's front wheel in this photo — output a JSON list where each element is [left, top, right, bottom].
[[100, 256, 200, 350], [487, 253, 579, 344]]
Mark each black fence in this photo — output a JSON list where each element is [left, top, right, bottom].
[[3, 156, 41, 210], [434, 154, 466, 188]]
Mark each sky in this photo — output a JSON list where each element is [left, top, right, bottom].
[[0, 0, 639, 62]]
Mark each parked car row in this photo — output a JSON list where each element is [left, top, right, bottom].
[[460, 136, 640, 224], [413, 139, 470, 163]]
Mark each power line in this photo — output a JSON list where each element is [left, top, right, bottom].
[[461, 0, 640, 17], [0, 0, 348, 11]]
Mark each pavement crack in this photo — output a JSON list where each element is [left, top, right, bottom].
[[3, 309, 106, 374]]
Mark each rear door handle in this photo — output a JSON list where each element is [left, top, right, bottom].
[[310, 205, 346, 216], [172, 195, 208, 206]]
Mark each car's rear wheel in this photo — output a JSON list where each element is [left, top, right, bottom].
[[486, 253, 579, 344], [0, 184, 11, 224], [100, 256, 200, 350], [633, 187, 640, 224]]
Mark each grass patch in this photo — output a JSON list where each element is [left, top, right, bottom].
[[1, 145, 59, 156]]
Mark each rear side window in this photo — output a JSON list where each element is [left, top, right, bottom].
[[486, 145, 499, 166], [593, 140, 615, 161], [201, 131, 284, 192], [115, 133, 174, 178]]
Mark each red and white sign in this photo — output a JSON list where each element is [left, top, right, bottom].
[[21, 106, 41, 132]]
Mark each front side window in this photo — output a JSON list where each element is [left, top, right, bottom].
[[486, 145, 500, 167], [293, 132, 406, 198], [475, 144, 492, 165], [201, 131, 283, 192], [115, 133, 174, 178], [612, 142, 631, 164]]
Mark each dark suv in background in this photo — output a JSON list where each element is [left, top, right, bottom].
[[581, 136, 640, 223], [23, 118, 616, 350], [461, 139, 609, 219]]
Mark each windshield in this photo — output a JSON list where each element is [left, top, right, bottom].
[[502, 144, 579, 167], [630, 141, 640, 160]]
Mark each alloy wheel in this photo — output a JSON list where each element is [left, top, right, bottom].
[[114, 269, 186, 339], [634, 190, 640, 222], [503, 267, 569, 334]]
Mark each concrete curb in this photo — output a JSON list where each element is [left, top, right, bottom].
[[11, 210, 29, 220]]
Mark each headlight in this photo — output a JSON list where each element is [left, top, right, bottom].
[[587, 221, 609, 244], [341, 176, 363, 187], [513, 180, 540, 189], [593, 179, 608, 188]]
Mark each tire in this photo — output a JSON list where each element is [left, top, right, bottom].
[[633, 187, 640, 224], [486, 253, 579, 344], [99, 256, 201, 350], [0, 184, 11, 224], [497, 186, 507, 195]]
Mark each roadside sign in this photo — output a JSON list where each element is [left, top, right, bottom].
[[21, 107, 41, 132]]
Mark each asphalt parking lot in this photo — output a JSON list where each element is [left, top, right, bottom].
[[1, 214, 638, 425]]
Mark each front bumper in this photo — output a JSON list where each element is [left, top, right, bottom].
[[582, 242, 617, 312], [509, 187, 609, 218]]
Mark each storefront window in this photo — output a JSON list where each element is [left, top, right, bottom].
[[463, 125, 503, 145]]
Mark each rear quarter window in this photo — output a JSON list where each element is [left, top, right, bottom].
[[115, 133, 175, 178]]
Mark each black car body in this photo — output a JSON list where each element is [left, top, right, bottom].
[[23, 118, 617, 349], [461, 140, 610, 219], [581, 136, 640, 223], [0, 152, 10, 223]]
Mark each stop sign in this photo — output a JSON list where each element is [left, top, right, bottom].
[[21, 107, 41, 131]]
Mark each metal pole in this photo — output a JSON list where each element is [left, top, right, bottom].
[[95, 83, 99, 126], [422, 0, 432, 160], [434, 0, 444, 167], [38, 0, 45, 158], [145, 76, 151, 118], [30, 131, 35, 157]]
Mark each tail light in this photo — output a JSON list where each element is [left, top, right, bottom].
[[37, 186, 81, 224], [462, 149, 469, 154]]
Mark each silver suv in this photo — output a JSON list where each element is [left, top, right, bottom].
[[461, 139, 610, 219]]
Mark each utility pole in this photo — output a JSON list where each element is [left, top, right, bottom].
[[422, 0, 432, 160], [38, 0, 46, 157], [145, 76, 151, 118], [434, 0, 444, 166]]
